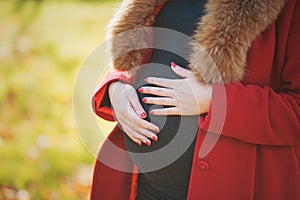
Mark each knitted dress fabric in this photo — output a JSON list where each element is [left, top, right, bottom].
[[123, 0, 206, 199]]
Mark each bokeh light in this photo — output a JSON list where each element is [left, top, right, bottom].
[[0, 0, 120, 199]]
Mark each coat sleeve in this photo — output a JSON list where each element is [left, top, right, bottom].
[[200, 2, 300, 146], [92, 70, 130, 121]]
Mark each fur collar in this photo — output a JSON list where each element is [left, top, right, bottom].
[[108, 0, 286, 83]]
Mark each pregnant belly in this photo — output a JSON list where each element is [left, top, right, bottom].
[[123, 63, 199, 195]]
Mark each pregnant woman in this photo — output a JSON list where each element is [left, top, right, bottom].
[[91, 0, 300, 199]]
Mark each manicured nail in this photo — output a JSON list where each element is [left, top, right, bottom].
[[155, 128, 160, 133], [149, 110, 154, 115], [152, 135, 158, 142], [144, 78, 148, 82], [140, 112, 147, 118], [171, 62, 177, 68], [142, 98, 147, 103], [145, 140, 151, 147], [136, 141, 142, 146], [138, 88, 144, 93]]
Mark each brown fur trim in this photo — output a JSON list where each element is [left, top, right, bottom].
[[109, 0, 286, 83], [190, 0, 286, 83], [107, 0, 158, 71]]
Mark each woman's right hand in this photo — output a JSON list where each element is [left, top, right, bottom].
[[108, 81, 160, 146]]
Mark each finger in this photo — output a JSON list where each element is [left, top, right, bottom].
[[118, 114, 158, 144], [134, 127, 158, 142], [123, 126, 148, 146], [122, 124, 153, 147], [149, 107, 180, 116], [142, 97, 176, 106], [144, 77, 174, 88], [126, 114, 159, 142], [127, 135, 142, 146], [138, 86, 173, 97], [127, 88, 147, 118], [171, 62, 193, 78], [125, 110, 160, 133]]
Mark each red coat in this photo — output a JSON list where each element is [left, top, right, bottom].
[[91, 0, 300, 199]]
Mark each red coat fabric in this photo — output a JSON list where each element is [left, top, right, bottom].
[[91, 0, 300, 199]]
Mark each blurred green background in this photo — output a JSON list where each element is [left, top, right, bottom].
[[0, 0, 119, 199]]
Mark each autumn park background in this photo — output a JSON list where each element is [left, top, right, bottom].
[[0, 0, 119, 199]]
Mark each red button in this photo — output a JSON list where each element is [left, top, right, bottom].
[[198, 161, 209, 171]]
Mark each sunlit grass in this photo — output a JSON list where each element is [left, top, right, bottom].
[[0, 0, 120, 199]]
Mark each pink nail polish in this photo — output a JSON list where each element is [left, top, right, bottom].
[[149, 110, 154, 115], [138, 88, 144, 93], [152, 136, 158, 142], [171, 62, 177, 68], [155, 128, 160, 133], [145, 140, 151, 147], [142, 98, 147, 103], [144, 78, 148, 82]]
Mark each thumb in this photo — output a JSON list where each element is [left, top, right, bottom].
[[128, 88, 147, 118], [171, 62, 193, 78]]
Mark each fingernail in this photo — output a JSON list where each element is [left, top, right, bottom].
[[136, 141, 142, 146], [142, 98, 147, 103], [138, 88, 144, 93], [149, 110, 154, 115], [144, 78, 148, 82], [171, 62, 177, 68], [152, 135, 158, 142], [145, 140, 151, 147], [155, 128, 160, 133], [140, 112, 147, 118]]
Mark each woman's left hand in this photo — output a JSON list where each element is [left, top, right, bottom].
[[138, 62, 213, 116]]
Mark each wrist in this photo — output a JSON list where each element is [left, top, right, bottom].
[[205, 84, 213, 113], [198, 84, 213, 114], [108, 81, 124, 100]]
